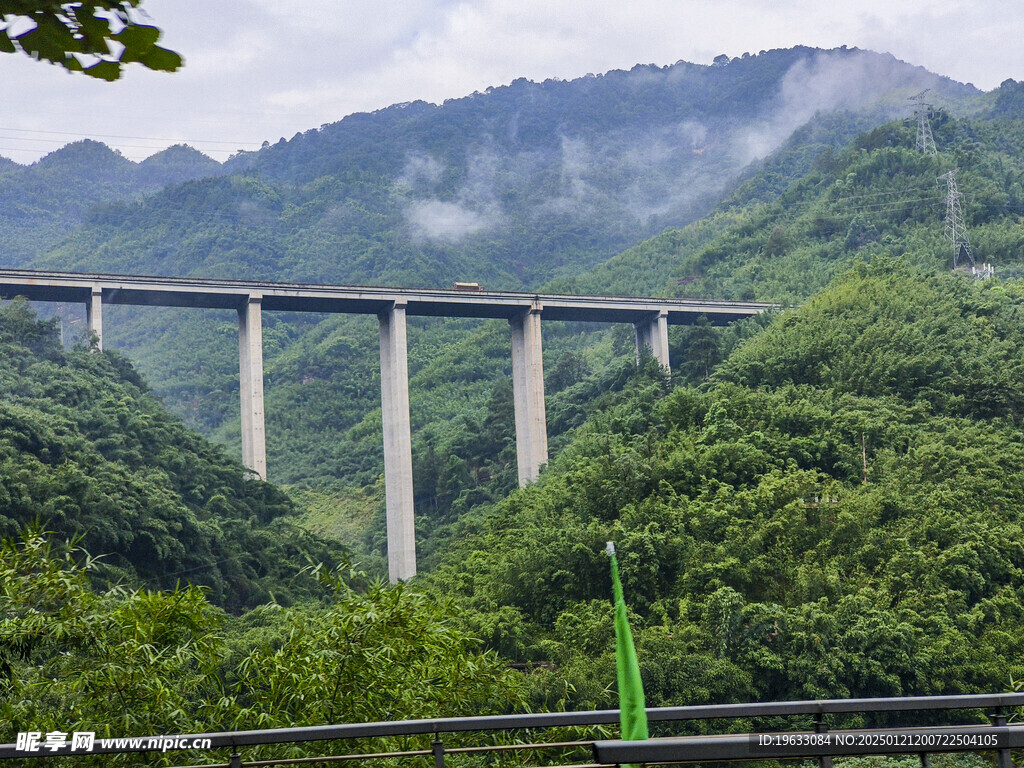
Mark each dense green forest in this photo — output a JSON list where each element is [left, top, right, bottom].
[[6, 54, 1024, 566], [3, 261, 1024, 764], [0, 141, 224, 265], [427, 263, 1024, 710], [0, 303, 525, 761], [568, 102, 1024, 300], [315, 95, 1024, 555], [1, 531, 525, 764], [0, 300, 344, 610]]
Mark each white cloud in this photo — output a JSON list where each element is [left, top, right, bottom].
[[736, 48, 945, 163], [395, 154, 446, 191], [406, 199, 495, 242], [2, 0, 1024, 165]]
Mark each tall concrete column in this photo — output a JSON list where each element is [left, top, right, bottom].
[[86, 286, 103, 351], [634, 309, 670, 370], [238, 293, 267, 481], [379, 300, 416, 583], [510, 305, 548, 486]]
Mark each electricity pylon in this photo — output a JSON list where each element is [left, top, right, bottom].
[[939, 169, 975, 269], [909, 90, 937, 155]]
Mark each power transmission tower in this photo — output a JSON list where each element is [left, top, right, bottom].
[[939, 169, 976, 269], [909, 90, 937, 155]]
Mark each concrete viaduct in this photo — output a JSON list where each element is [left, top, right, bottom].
[[0, 268, 776, 582]]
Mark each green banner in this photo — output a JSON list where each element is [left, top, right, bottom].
[[607, 541, 648, 750]]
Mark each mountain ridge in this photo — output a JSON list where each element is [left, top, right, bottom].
[[0, 140, 226, 266], [6, 47, 982, 285]]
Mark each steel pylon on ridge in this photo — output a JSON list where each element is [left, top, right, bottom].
[[938, 168, 977, 271], [909, 89, 937, 155]]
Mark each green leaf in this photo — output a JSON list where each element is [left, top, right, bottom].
[[83, 59, 120, 81], [31, 13, 84, 52], [113, 22, 160, 62], [138, 44, 181, 72], [71, 6, 112, 54], [15, 16, 81, 64]]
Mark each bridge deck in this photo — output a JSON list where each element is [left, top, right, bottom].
[[0, 269, 777, 324]]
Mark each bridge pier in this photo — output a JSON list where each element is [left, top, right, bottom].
[[238, 294, 267, 480], [510, 306, 548, 486], [379, 301, 416, 583], [634, 309, 670, 370], [86, 286, 103, 351]]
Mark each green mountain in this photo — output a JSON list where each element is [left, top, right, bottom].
[[574, 79, 1024, 303], [30, 47, 977, 287], [0, 140, 223, 265], [408, 77, 1024, 706], [5, 48, 1024, 725], [394, 89, 1024, 544], [4, 48, 1019, 567]]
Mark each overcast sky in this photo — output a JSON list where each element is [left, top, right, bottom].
[[2, 0, 1022, 165]]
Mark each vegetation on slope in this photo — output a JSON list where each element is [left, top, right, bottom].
[[5, 260, 1023, 751], [0, 141, 223, 265], [0, 532, 525, 762], [428, 263, 1024, 708], [0, 299, 344, 610], [371, 102, 1024, 556], [0, 299, 525, 754], [7, 70, 1024, 737], [577, 98, 1024, 302], [19, 85, 1024, 579]]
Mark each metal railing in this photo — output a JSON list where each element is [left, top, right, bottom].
[[2, 693, 1022, 767]]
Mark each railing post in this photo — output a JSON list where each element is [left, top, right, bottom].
[[432, 738, 445, 768], [229, 753, 243, 768], [990, 708, 1012, 768], [813, 713, 833, 768]]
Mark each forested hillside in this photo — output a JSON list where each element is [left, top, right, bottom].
[[5, 49, 1024, 579], [0, 300, 343, 611], [27, 47, 975, 292], [5, 262, 1024, 746], [0, 298, 524, 753], [569, 97, 1024, 301], [428, 262, 1024, 707], [1, 531, 525, 758], [0, 141, 224, 265], [323, 89, 1024, 555]]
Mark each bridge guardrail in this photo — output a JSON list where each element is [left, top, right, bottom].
[[2, 692, 1023, 767]]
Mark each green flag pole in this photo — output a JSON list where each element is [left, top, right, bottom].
[[607, 541, 648, 752]]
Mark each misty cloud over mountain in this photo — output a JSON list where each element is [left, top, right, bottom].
[[3, 47, 975, 284], [737, 48, 962, 162], [353, 47, 974, 252]]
